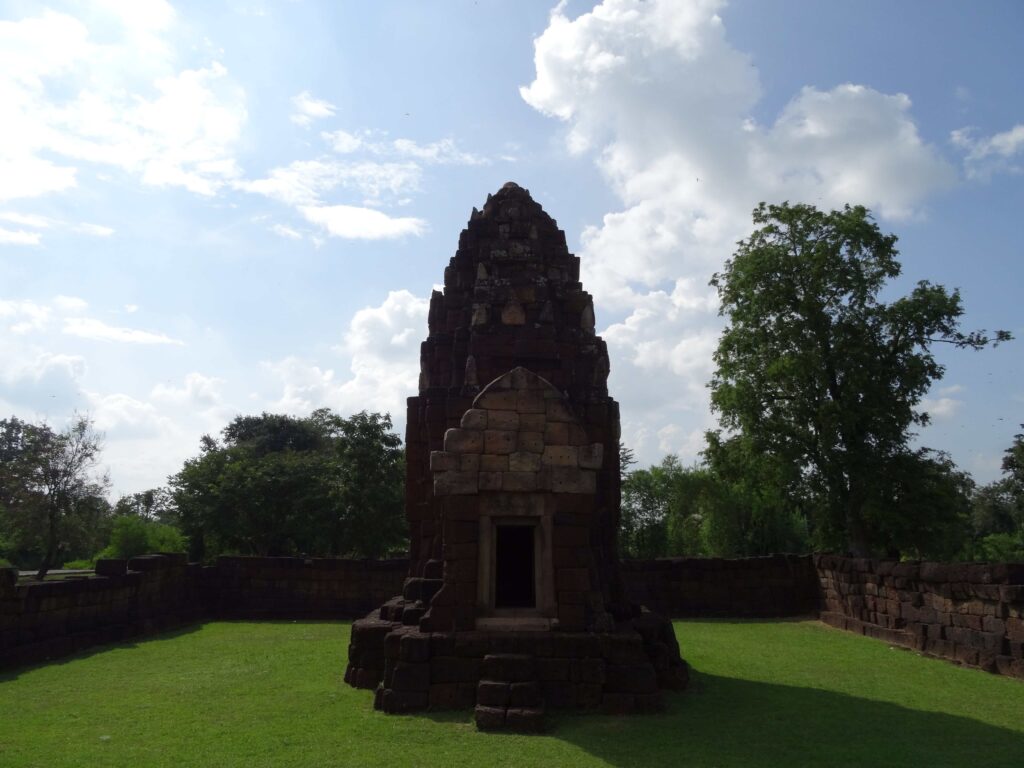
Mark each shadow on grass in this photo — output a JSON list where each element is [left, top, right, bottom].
[[0, 622, 205, 683], [549, 670, 1024, 767]]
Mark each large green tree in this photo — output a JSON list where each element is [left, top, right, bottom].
[[709, 202, 1009, 556], [968, 427, 1024, 560], [0, 415, 110, 577], [170, 409, 405, 561]]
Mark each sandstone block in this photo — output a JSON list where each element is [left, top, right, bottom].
[[536, 657, 569, 681], [520, 414, 546, 432], [503, 472, 538, 492], [542, 445, 579, 467], [474, 705, 506, 730], [460, 409, 488, 429], [484, 430, 517, 454], [391, 662, 430, 692], [517, 391, 546, 414], [518, 431, 544, 453], [571, 658, 605, 685], [578, 443, 604, 469], [509, 452, 542, 472], [471, 305, 489, 327], [428, 683, 462, 710], [544, 422, 568, 445], [543, 467, 597, 494], [509, 681, 542, 708], [489, 410, 520, 430], [400, 633, 432, 663], [580, 303, 595, 334], [546, 400, 574, 422], [381, 689, 429, 713], [501, 300, 526, 325], [477, 680, 510, 708], [478, 390, 518, 410], [604, 664, 658, 695], [479, 472, 503, 491], [430, 451, 459, 472], [434, 471, 479, 496], [568, 424, 589, 446], [480, 454, 509, 472], [444, 428, 483, 454], [460, 454, 480, 472]]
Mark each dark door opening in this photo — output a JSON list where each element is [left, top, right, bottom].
[[494, 525, 535, 609]]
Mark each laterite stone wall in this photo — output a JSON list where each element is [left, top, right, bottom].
[[622, 554, 820, 617], [4, 552, 1024, 681], [816, 554, 1024, 679]]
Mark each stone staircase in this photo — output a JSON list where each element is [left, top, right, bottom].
[[474, 653, 545, 732]]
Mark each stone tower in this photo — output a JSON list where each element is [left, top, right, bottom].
[[345, 182, 687, 726]]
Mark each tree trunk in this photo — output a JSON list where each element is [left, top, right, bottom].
[[35, 504, 60, 580], [845, 487, 869, 557]]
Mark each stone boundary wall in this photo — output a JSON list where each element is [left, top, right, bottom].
[[0, 555, 407, 671], [816, 554, 1024, 679], [622, 554, 820, 617], [0, 554, 204, 670], [5, 553, 1024, 680], [211, 556, 407, 619]]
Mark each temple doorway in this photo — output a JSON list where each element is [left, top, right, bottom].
[[494, 524, 535, 609]]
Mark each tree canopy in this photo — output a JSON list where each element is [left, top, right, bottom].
[[709, 202, 1009, 556], [0, 415, 110, 577], [171, 409, 405, 561]]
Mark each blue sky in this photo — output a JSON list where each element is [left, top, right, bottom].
[[1, 0, 1021, 497]]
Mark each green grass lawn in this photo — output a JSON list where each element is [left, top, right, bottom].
[[2, 619, 1022, 767]]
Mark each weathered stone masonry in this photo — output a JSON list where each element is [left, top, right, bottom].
[[344, 183, 689, 726], [3, 553, 1024, 683]]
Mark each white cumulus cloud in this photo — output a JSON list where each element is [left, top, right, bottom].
[[521, 0, 956, 466], [952, 123, 1024, 179], [299, 204, 426, 240], [62, 317, 184, 345], [290, 90, 336, 127], [265, 289, 428, 422], [0, 5, 247, 207]]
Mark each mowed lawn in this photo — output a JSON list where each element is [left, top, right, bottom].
[[2, 619, 1023, 768]]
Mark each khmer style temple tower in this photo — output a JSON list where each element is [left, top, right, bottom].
[[345, 182, 687, 729]]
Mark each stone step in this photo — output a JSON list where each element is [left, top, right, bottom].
[[477, 679, 542, 708], [481, 653, 536, 682], [474, 665, 546, 733], [474, 704, 545, 733]]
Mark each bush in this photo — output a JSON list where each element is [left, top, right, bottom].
[[973, 533, 1024, 562], [96, 516, 186, 561], [62, 558, 96, 569]]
